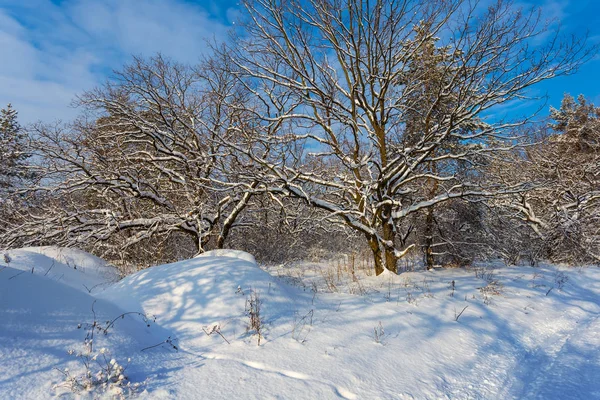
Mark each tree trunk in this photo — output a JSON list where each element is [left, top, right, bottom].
[[424, 206, 435, 270], [216, 181, 258, 249], [192, 230, 211, 256], [368, 237, 386, 276], [367, 231, 399, 276], [381, 203, 399, 273], [423, 163, 439, 270]]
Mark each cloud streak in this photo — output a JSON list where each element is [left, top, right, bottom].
[[0, 0, 598, 124], [0, 0, 233, 123]]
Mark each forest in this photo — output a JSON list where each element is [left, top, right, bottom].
[[0, 1, 599, 398], [1, 0, 598, 274]]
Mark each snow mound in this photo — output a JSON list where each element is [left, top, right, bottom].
[[99, 252, 293, 345], [195, 248, 256, 264], [4, 247, 600, 399], [0, 265, 168, 400], [2, 246, 119, 293]]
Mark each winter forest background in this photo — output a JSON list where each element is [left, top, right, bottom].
[[1, 0, 598, 274]]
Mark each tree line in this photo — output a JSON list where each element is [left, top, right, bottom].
[[1, 0, 598, 274]]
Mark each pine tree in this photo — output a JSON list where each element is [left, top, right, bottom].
[[492, 94, 600, 264], [402, 22, 487, 269], [0, 104, 29, 192], [544, 95, 600, 263]]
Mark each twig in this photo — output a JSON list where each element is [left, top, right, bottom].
[[454, 305, 469, 322], [141, 336, 178, 352], [8, 270, 26, 280], [44, 260, 55, 276], [102, 311, 155, 334], [202, 325, 231, 344]]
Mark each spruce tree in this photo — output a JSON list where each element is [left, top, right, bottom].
[[0, 104, 28, 192]]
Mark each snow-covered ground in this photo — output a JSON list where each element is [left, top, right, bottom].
[[1, 247, 599, 399]]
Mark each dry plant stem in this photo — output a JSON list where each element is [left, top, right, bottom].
[[455, 305, 469, 321]]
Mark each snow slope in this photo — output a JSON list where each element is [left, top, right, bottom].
[[0, 248, 168, 399], [98, 249, 294, 343], [1, 247, 599, 399], [3, 246, 119, 293]]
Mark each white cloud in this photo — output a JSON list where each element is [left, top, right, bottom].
[[538, 0, 569, 22], [68, 0, 229, 62], [0, 0, 232, 124]]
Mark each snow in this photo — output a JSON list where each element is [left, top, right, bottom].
[[1, 247, 600, 399], [3, 246, 119, 293], [98, 250, 287, 343], [0, 264, 167, 399], [195, 248, 257, 264]]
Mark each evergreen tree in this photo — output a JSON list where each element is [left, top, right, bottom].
[[402, 22, 488, 269], [0, 104, 29, 192]]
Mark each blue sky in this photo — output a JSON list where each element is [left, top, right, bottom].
[[0, 0, 599, 124]]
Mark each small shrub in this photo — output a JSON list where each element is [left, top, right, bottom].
[[530, 272, 546, 288], [292, 309, 314, 343], [54, 301, 151, 398], [420, 278, 434, 298], [546, 271, 569, 296], [554, 272, 569, 290], [141, 336, 179, 352], [1, 252, 10, 272], [246, 290, 263, 345], [478, 279, 503, 305], [406, 291, 418, 305], [454, 305, 469, 322], [55, 348, 142, 399], [384, 276, 394, 302], [373, 322, 385, 344], [474, 267, 496, 282], [321, 267, 338, 292], [349, 278, 367, 296], [202, 324, 231, 344]]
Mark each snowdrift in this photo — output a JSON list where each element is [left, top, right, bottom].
[[195, 248, 257, 264], [0, 262, 166, 399], [99, 250, 294, 344], [4, 246, 119, 293], [2, 246, 600, 399]]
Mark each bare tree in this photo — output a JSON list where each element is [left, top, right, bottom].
[[1, 56, 264, 264], [223, 0, 591, 274]]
